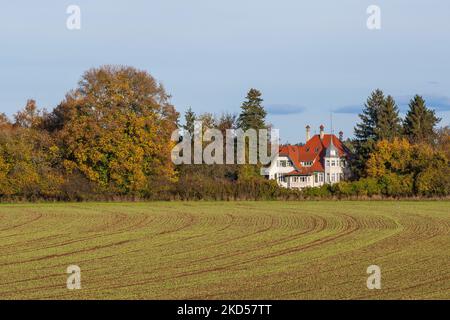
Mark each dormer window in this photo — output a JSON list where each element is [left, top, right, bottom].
[[330, 150, 336, 157], [314, 147, 319, 153]]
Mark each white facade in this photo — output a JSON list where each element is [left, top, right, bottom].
[[263, 127, 351, 190]]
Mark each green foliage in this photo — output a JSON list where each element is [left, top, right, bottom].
[[376, 95, 402, 141], [183, 107, 196, 137], [354, 89, 385, 142], [352, 89, 385, 177], [237, 88, 267, 131], [403, 95, 440, 144]]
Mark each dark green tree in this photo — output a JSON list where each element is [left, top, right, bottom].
[[354, 89, 385, 142], [376, 95, 402, 141], [352, 89, 385, 178], [183, 107, 196, 137], [403, 95, 440, 145], [237, 89, 267, 131]]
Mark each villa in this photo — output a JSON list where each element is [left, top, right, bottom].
[[263, 125, 352, 189]]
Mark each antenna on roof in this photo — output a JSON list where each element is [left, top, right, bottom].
[[330, 112, 334, 134]]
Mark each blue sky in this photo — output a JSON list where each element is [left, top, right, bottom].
[[1, 0, 449, 143]]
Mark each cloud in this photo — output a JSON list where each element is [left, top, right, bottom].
[[266, 104, 306, 115], [333, 94, 450, 114]]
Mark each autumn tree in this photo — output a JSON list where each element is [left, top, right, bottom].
[[435, 126, 450, 160], [0, 126, 63, 199], [366, 138, 449, 196], [50, 65, 179, 195], [14, 99, 43, 129], [0, 113, 11, 130]]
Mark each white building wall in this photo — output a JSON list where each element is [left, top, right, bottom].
[[264, 154, 349, 189], [264, 156, 295, 188]]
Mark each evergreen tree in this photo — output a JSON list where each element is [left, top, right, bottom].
[[376, 95, 402, 141], [403, 95, 440, 145], [354, 89, 385, 142], [236, 89, 268, 179], [237, 89, 267, 131], [183, 107, 196, 137], [352, 89, 385, 178]]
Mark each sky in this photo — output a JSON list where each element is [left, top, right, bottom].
[[1, 0, 449, 143]]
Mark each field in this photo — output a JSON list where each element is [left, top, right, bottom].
[[0, 201, 449, 300]]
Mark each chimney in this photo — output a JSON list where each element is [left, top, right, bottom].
[[306, 125, 311, 142], [339, 131, 344, 141], [320, 125, 325, 140]]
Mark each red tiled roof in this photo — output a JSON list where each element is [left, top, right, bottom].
[[279, 134, 350, 175]]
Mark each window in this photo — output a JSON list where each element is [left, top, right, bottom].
[[331, 160, 336, 167], [326, 173, 330, 182], [319, 173, 324, 182], [279, 160, 287, 167], [326, 160, 330, 166], [314, 173, 318, 183], [314, 147, 319, 153]]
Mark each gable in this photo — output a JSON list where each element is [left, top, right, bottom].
[[278, 134, 350, 174]]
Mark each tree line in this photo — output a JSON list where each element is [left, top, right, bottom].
[[0, 66, 448, 201]]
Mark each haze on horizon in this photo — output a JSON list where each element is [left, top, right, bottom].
[[1, 0, 449, 143]]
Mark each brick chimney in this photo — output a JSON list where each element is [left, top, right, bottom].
[[320, 125, 324, 140], [306, 125, 311, 142]]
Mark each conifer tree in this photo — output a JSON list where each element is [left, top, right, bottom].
[[352, 89, 385, 177], [354, 89, 385, 142], [183, 107, 196, 137], [376, 95, 402, 141], [403, 95, 440, 145], [237, 89, 267, 131]]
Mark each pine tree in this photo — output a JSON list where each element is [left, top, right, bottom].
[[236, 89, 268, 179], [403, 95, 440, 144], [352, 89, 385, 178], [183, 107, 196, 137], [376, 95, 402, 141], [354, 89, 385, 142], [237, 89, 267, 131]]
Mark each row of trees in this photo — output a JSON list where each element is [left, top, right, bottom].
[[0, 66, 448, 201], [0, 67, 277, 201], [352, 89, 441, 177], [338, 89, 449, 197]]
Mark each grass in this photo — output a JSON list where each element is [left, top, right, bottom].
[[0, 201, 448, 299]]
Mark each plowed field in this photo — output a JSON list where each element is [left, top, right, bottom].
[[0, 201, 448, 299]]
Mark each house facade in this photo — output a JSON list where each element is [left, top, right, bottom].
[[263, 125, 352, 189]]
